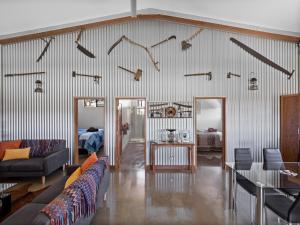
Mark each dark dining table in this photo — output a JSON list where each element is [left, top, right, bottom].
[[226, 162, 300, 225]]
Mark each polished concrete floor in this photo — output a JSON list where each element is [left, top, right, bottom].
[[91, 156, 280, 225]]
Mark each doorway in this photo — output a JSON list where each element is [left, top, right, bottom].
[[194, 97, 226, 167], [115, 97, 146, 170], [74, 97, 105, 164]]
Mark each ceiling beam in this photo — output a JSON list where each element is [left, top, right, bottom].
[[0, 13, 299, 45]]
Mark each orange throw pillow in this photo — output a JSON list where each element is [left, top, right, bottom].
[[64, 167, 81, 188], [81, 153, 98, 172], [2, 148, 30, 161], [0, 140, 22, 160]]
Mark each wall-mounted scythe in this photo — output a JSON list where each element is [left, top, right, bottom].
[[230, 38, 294, 79], [36, 37, 54, 62], [184, 72, 212, 80], [75, 30, 96, 58], [72, 71, 102, 84], [107, 35, 160, 72], [151, 35, 176, 48]]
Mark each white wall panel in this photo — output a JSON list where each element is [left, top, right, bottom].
[[0, 20, 298, 165]]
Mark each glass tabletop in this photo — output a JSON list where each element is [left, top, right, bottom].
[[226, 162, 300, 189]]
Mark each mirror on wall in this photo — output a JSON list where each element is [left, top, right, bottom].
[[75, 98, 105, 164]]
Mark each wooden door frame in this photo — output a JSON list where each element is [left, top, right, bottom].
[[73, 96, 106, 164], [115, 97, 147, 170], [193, 96, 227, 168]]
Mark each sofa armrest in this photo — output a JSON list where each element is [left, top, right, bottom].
[[66, 164, 80, 176], [43, 148, 69, 175]]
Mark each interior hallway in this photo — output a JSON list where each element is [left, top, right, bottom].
[[91, 162, 280, 225], [120, 142, 145, 170]]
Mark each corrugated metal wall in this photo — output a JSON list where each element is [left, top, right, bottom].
[[0, 20, 298, 165]]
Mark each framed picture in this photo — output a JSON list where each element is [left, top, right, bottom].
[[180, 130, 191, 142]]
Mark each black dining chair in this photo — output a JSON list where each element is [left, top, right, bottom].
[[265, 192, 300, 224], [263, 148, 299, 198]]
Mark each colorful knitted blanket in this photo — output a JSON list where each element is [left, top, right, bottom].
[[41, 159, 106, 225]]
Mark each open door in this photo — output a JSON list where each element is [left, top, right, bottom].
[[115, 103, 123, 169]]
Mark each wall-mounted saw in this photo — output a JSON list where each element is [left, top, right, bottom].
[[75, 30, 96, 58], [230, 37, 294, 79], [36, 37, 54, 62]]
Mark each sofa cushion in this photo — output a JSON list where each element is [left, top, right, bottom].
[[20, 139, 66, 157], [0, 140, 22, 160], [9, 158, 44, 171], [2, 147, 30, 161], [32, 176, 68, 204], [0, 203, 45, 225]]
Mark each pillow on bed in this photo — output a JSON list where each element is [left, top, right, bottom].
[[208, 128, 217, 132], [87, 127, 98, 132]]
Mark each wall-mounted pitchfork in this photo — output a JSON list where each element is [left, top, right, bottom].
[[230, 37, 294, 79], [75, 29, 96, 58], [5, 71, 46, 77], [108, 35, 159, 72], [72, 71, 102, 84], [181, 28, 204, 50], [151, 35, 176, 48], [227, 72, 241, 78], [36, 37, 54, 62], [118, 66, 142, 81], [184, 72, 212, 80]]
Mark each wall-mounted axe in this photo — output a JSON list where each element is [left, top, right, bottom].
[[230, 38, 294, 79], [184, 72, 212, 80], [118, 66, 142, 81], [151, 35, 176, 48], [75, 30, 96, 58], [227, 72, 241, 78], [181, 28, 204, 50], [36, 37, 54, 62], [72, 71, 101, 84]]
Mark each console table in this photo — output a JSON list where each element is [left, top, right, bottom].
[[150, 141, 195, 172]]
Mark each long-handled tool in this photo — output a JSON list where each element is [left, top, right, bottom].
[[227, 72, 241, 78], [151, 35, 176, 48], [184, 72, 212, 80], [118, 66, 142, 81], [72, 71, 101, 84], [5, 71, 46, 77], [108, 35, 159, 72], [36, 37, 54, 62], [230, 37, 294, 79], [75, 30, 96, 58], [181, 28, 203, 50]]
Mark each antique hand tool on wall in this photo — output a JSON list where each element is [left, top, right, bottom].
[[184, 72, 212, 80], [227, 72, 241, 78], [118, 66, 142, 81], [36, 37, 54, 62], [72, 71, 101, 84], [75, 30, 96, 58], [151, 35, 176, 48], [5, 71, 46, 77], [108, 35, 160, 72], [230, 38, 294, 79], [181, 28, 203, 50]]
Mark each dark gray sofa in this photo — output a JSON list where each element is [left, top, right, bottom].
[[0, 163, 110, 225], [0, 139, 69, 184]]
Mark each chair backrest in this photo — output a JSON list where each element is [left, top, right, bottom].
[[234, 148, 252, 170], [234, 148, 252, 164], [288, 193, 300, 223], [263, 148, 284, 170]]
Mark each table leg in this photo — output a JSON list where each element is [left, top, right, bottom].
[[188, 147, 191, 170], [228, 167, 235, 210], [255, 184, 265, 225]]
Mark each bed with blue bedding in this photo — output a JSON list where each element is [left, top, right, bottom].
[[78, 128, 104, 153]]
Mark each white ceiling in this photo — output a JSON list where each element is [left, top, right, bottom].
[[0, 0, 299, 37]]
